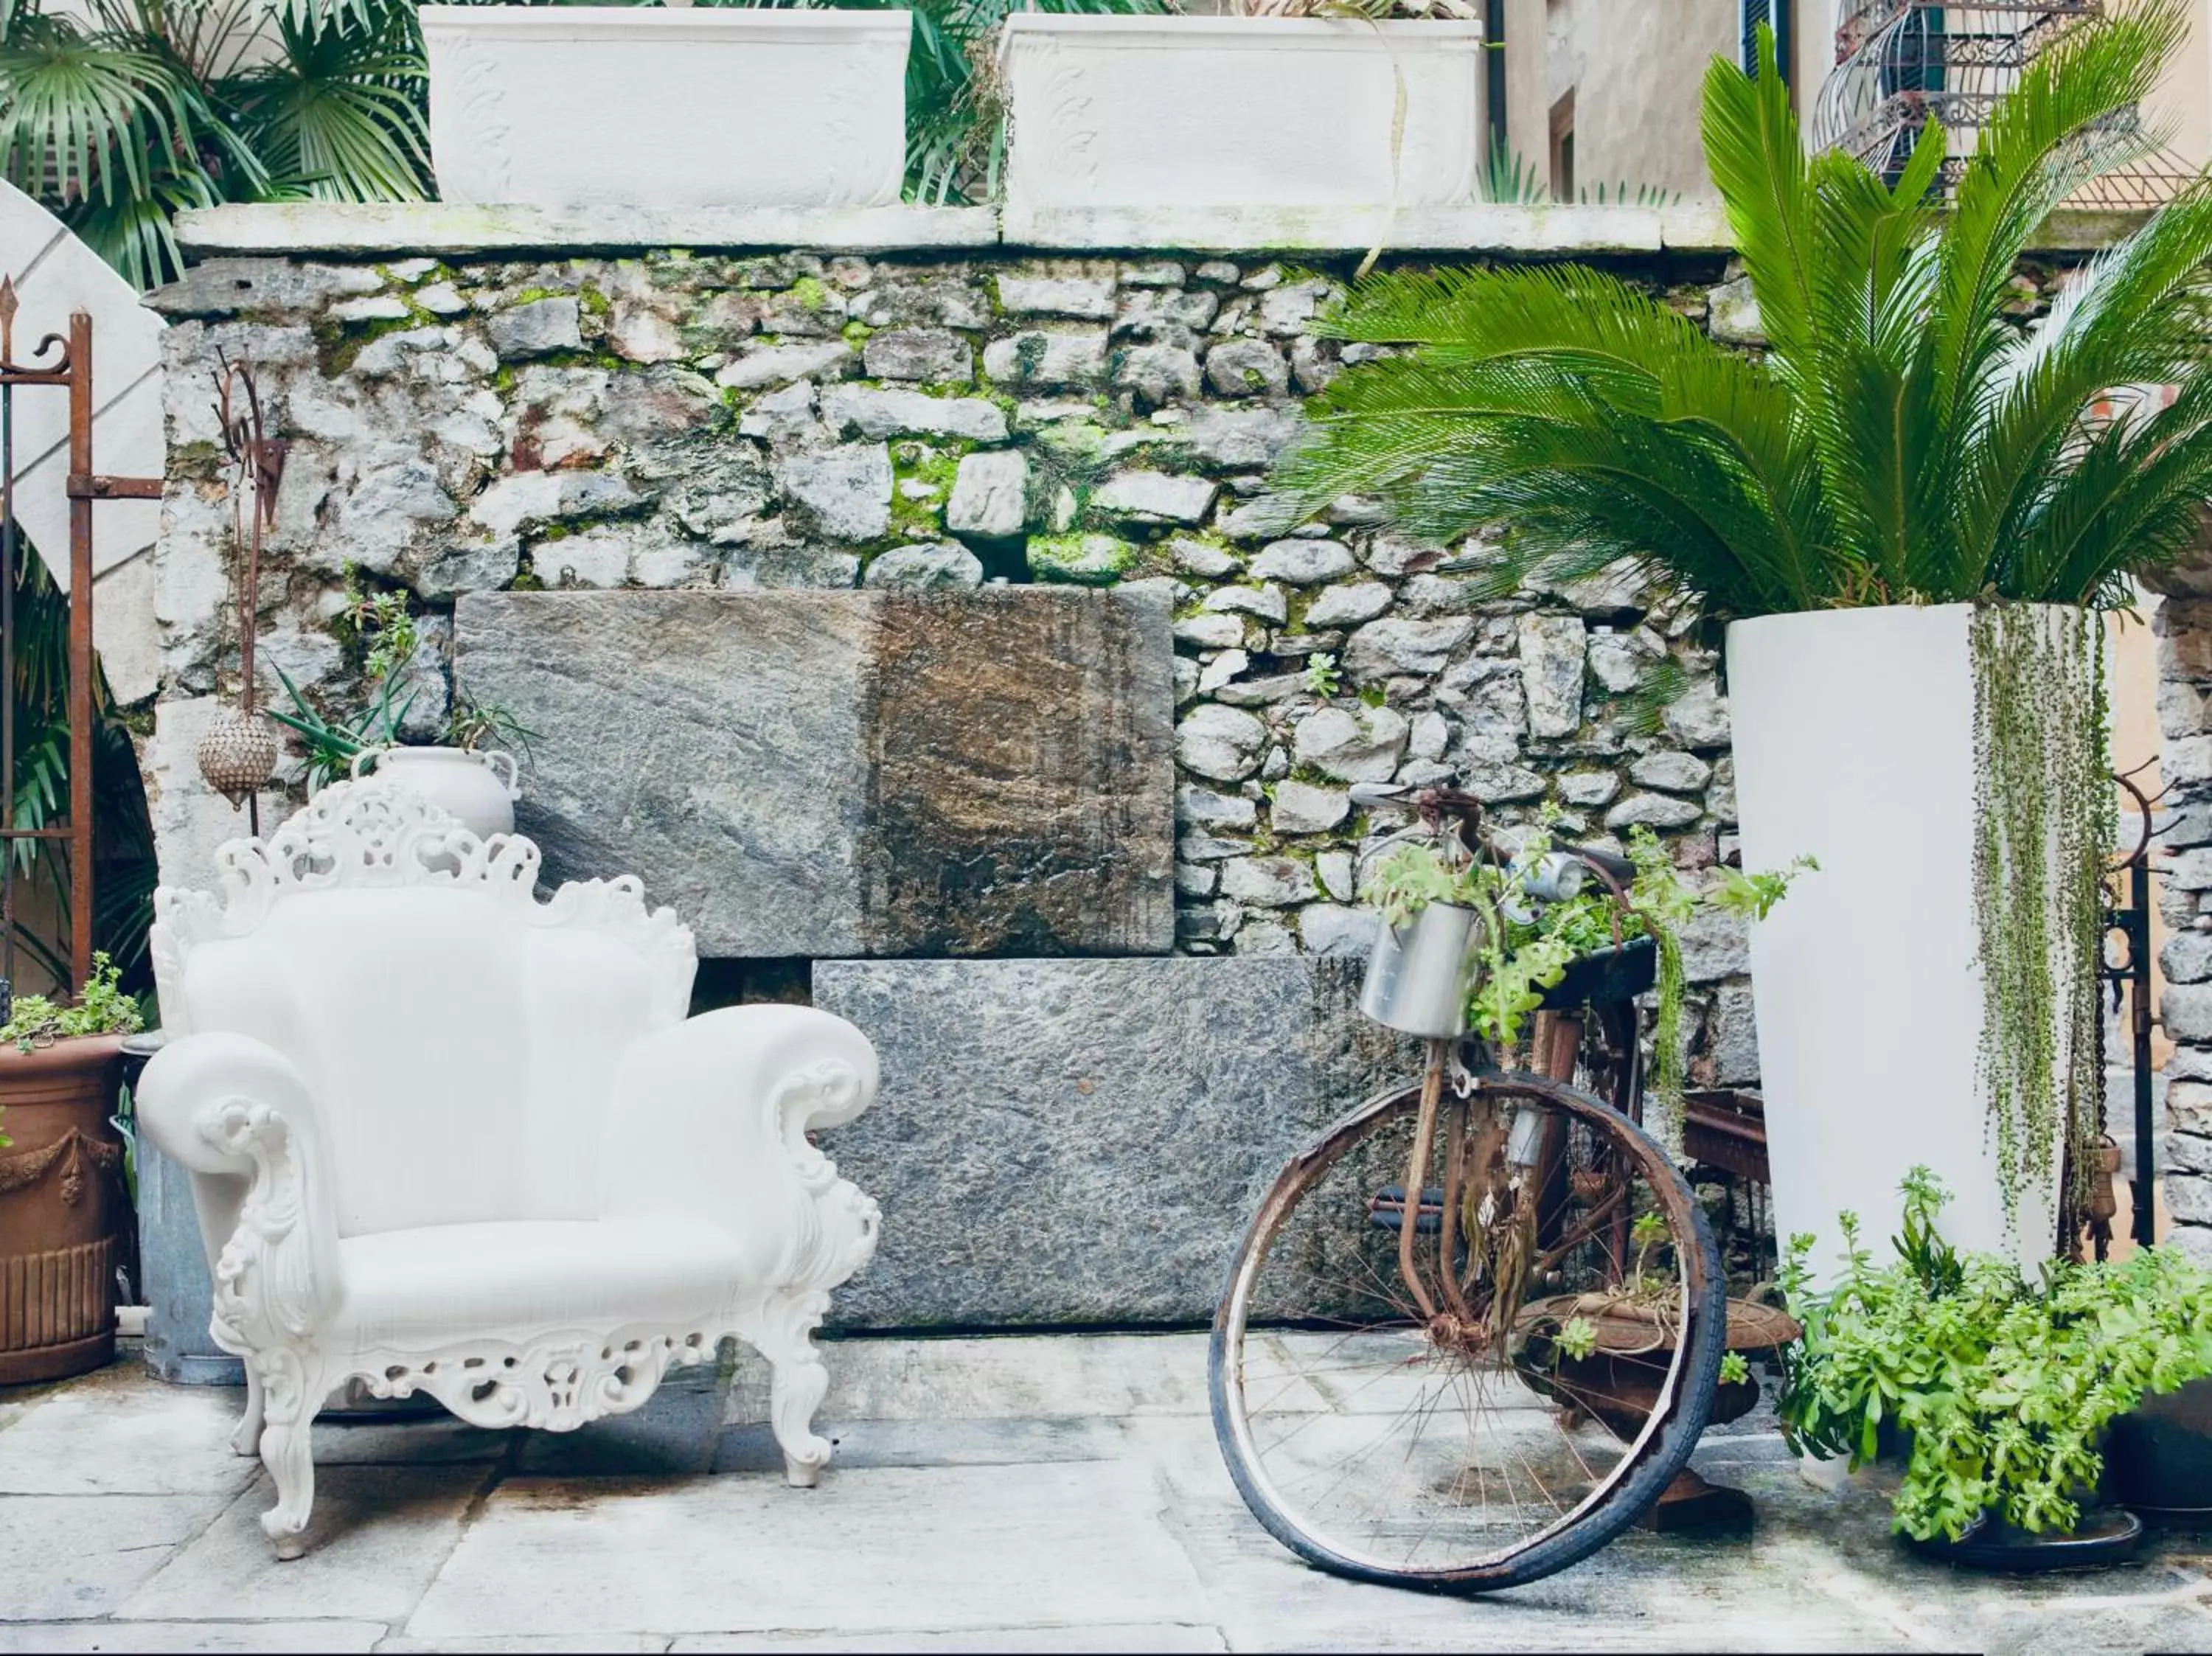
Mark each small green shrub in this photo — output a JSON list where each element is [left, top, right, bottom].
[[1778, 1169, 2212, 1541]]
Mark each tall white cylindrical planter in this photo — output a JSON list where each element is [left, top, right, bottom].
[[1728, 605, 2081, 1282]]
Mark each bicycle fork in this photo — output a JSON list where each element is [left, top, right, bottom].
[[1392, 1016, 1590, 1337]]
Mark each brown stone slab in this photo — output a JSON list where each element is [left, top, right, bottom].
[[453, 588, 1174, 958]]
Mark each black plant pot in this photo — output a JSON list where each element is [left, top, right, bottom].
[[2110, 1377, 2212, 1522], [1908, 1506, 2144, 1572], [1539, 936, 1658, 1011]]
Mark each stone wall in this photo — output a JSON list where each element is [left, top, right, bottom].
[[2151, 594, 2212, 1265], [145, 235, 1770, 1090], [131, 216, 1858, 1328]]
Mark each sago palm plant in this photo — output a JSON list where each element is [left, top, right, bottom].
[[1266, 1, 2212, 623]]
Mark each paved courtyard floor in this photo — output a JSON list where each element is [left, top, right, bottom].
[[0, 1332, 2205, 1653]]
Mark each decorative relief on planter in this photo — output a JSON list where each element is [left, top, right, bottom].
[[998, 15, 1486, 215], [453, 588, 1175, 959], [813, 956, 1419, 1329], [422, 7, 909, 211]]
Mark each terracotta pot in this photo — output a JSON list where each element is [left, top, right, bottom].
[[1519, 1295, 1800, 1436], [0, 1035, 127, 1384]]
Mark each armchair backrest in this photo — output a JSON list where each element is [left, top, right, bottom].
[[150, 782, 698, 1236]]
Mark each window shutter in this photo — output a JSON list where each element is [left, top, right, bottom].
[[1741, 0, 1792, 84]]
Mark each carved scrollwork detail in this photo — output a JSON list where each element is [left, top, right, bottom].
[[359, 1324, 721, 1432], [153, 782, 698, 1031], [765, 1060, 883, 1292], [426, 27, 515, 203], [1035, 41, 1102, 206], [204, 1099, 324, 1352]]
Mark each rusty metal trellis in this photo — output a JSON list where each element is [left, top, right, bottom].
[[0, 276, 160, 1006]]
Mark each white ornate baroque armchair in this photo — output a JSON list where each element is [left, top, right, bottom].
[[139, 782, 881, 1557]]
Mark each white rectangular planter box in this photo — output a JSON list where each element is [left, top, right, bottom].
[[1728, 605, 2079, 1283], [998, 15, 1488, 217], [422, 7, 909, 211]]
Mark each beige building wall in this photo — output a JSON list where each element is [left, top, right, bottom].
[[1498, 0, 2212, 198], [2145, 0, 2212, 170]]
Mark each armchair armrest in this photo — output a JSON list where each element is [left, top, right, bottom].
[[136, 1034, 345, 1354], [602, 1005, 881, 1291]]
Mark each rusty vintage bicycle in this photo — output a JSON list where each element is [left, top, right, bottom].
[[1207, 783, 1738, 1592]]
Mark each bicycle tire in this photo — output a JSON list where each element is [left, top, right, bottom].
[[1207, 1069, 1728, 1593]]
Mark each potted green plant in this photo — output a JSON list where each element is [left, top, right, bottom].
[[1363, 818, 1806, 1156], [1263, 4, 2212, 1274], [0, 954, 143, 1382], [268, 576, 537, 839], [1777, 1169, 2212, 1567]]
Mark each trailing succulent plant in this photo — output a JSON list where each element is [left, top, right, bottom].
[[1969, 603, 2111, 1237]]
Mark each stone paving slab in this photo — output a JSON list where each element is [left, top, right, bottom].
[[0, 1493, 232, 1621], [0, 1341, 2208, 1653], [404, 1461, 1212, 1641], [668, 1627, 1228, 1653], [0, 1621, 386, 1652], [812, 957, 1418, 1329], [119, 1466, 496, 1626], [0, 1382, 254, 1497], [455, 589, 1175, 959], [731, 1331, 1217, 1424], [716, 1416, 1122, 1475]]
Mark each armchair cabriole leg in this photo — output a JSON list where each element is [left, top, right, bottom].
[[751, 1289, 834, 1488], [232, 1365, 265, 1457], [254, 1352, 329, 1559]]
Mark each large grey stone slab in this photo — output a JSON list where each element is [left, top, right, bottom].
[[454, 590, 1175, 958], [811, 957, 1418, 1329]]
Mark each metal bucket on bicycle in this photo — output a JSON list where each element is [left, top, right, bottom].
[[1207, 783, 1739, 1593]]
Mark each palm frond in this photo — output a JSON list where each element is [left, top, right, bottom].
[[1265, 7, 2212, 627], [225, 0, 429, 202], [1929, 0, 2185, 434]]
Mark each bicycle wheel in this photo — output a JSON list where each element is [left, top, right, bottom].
[[1208, 1068, 1726, 1593]]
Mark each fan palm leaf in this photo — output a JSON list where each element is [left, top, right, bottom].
[[1266, 1, 2212, 625]]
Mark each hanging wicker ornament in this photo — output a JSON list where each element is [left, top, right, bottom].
[[195, 707, 281, 809]]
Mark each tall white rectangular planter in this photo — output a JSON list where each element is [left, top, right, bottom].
[[998, 15, 1487, 216], [1728, 605, 2077, 1283], [422, 7, 910, 210]]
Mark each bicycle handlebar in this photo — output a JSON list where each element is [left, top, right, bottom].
[[1349, 782, 1635, 888]]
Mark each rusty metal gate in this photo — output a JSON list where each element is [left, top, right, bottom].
[[0, 276, 159, 1006]]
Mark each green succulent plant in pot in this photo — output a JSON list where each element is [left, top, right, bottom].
[[1778, 1169, 2212, 1564], [1263, 4, 2212, 1278]]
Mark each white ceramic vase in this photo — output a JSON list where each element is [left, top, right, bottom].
[[352, 747, 521, 841], [420, 6, 910, 210], [997, 15, 1488, 216], [1727, 604, 2088, 1283]]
